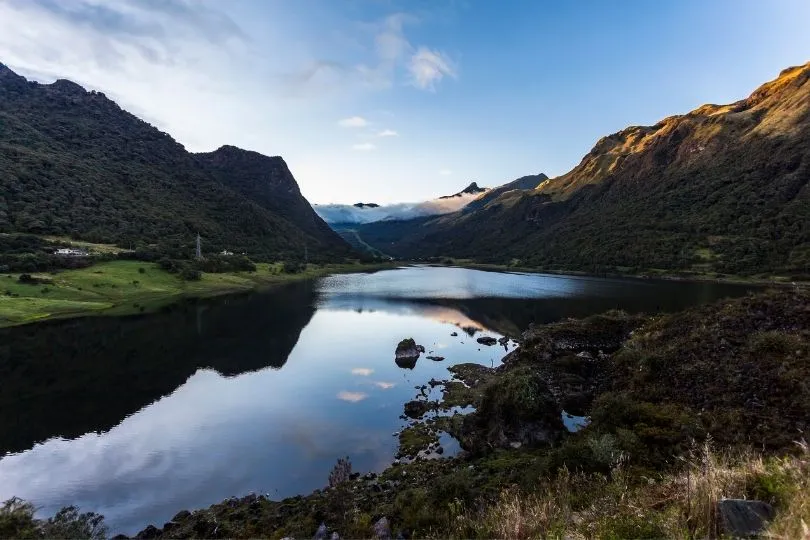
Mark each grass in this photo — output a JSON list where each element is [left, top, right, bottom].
[[438, 442, 810, 539], [0, 260, 399, 327]]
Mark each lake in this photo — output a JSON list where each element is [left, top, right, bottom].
[[0, 266, 757, 535]]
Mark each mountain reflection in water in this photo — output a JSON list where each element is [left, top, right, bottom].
[[0, 266, 757, 535]]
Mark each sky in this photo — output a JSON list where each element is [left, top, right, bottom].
[[1, 0, 809, 204]]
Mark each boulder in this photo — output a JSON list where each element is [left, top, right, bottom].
[[416, 344, 425, 353], [373, 517, 392, 539], [395, 339, 420, 369], [717, 499, 774, 538], [476, 336, 498, 346]]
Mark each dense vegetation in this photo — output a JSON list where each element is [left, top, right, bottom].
[[358, 63, 810, 278], [0, 64, 352, 262], [0, 234, 95, 272]]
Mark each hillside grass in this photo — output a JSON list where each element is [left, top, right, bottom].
[[440, 443, 810, 539], [0, 260, 397, 327]]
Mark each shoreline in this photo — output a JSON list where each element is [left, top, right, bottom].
[[0, 260, 401, 329], [123, 288, 810, 538], [441, 260, 808, 287]]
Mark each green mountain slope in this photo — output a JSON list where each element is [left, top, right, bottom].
[[359, 63, 810, 277], [0, 64, 352, 262]]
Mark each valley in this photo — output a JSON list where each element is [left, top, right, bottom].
[[0, 11, 808, 538]]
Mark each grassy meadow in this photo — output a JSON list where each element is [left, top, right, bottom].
[[0, 260, 396, 327]]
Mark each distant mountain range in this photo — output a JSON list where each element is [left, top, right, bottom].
[[0, 63, 352, 262], [313, 182, 490, 225], [355, 62, 810, 277]]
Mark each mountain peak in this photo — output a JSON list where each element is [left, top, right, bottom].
[[439, 182, 488, 199], [0, 62, 27, 89], [48, 78, 86, 95]]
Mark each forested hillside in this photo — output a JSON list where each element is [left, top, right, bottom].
[[359, 63, 810, 277], [0, 64, 352, 262]]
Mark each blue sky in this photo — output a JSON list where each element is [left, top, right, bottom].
[[1, 0, 809, 204]]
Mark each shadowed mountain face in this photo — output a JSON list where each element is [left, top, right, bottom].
[[358, 63, 810, 277], [0, 64, 352, 261], [462, 173, 548, 213], [0, 281, 318, 455]]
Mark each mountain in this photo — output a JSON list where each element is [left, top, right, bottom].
[[358, 63, 810, 277], [313, 182, 489, 226], [438, 181, 488, 199], [0, 64, 352, 262], [462, 173, 548, 213]]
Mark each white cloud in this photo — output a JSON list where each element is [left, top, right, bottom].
[[337, 391, 368, 403], [409, 47, 457, 90], [338, 116, 369, 128], [439, 169, 452, 175], [377, 129, 399, 137], [352, 142, 376, 151], [314, 191, 486, 224]]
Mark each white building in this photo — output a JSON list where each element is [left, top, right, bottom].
[[55, 248, 89, 257]]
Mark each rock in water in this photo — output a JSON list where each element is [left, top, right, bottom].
[[717, 499, 774, 537], [373, 517, 391, 539], [395, 338, 420, 359], [426, 355, 445, 361], [476, 336, 498, 346], [404, 400, 430, 418], [451, 331, 458, 336], [395, 338, 421, 369]]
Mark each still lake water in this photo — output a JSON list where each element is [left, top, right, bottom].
[[0, 266, 757, 534]]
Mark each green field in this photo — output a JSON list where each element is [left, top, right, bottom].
[[0, 260, 397, 328]]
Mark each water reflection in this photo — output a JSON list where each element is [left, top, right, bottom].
[[0, 266, 758, 535], [0, 281, 318, 455]]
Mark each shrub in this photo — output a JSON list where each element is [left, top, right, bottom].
[[0, 498, 38, 539], [179, 267, 201, 281], [17, 273, 36, 284], [282, 260, 305, 274]]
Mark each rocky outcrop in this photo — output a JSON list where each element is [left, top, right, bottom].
[[717, 499, 774, 538]]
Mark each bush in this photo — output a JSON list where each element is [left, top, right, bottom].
[[179, 267, 201, 281], [17, 274, 37, 284], [0, 498, 107, 540], [282, 260, 305, 274], [0, 498, 38, 539]]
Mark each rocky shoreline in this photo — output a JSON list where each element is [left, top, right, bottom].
[[99, 290, 810, 537]]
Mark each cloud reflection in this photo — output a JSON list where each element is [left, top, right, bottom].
[[351, 368, 374, 376], [373, 382, 395, 389], [336, 391, 368, 403]]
